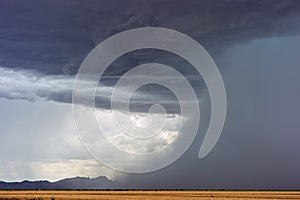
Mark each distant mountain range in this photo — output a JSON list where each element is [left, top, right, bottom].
[[0, 176, 122, 190]]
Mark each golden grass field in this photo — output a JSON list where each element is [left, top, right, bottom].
[[0, 191, 300, 200]]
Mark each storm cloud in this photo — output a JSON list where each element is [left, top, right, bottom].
[[0, 0, 300, 190], [0, 0, 300, 75]]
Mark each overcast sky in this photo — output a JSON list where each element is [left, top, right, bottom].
[[0, 0, 300, 189]]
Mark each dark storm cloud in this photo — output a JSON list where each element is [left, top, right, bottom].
[[0, 0, 300, 108], [80, 0, 300, 52], [116, 36, 300, 190], [0, 0, 300, 75], [0, 0, 94, 74], [1, 0, 300, 189]]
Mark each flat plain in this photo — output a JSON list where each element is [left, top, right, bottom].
[[0, 190, 300, 200]]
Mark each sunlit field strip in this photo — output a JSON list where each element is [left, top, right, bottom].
[[1, 191, 300, 200]]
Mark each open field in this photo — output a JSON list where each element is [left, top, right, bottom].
[[1, 191, 300, 200]]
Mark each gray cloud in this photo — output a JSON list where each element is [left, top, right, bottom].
[[0, 98, 125, 182], [0, 66, 187, 113], [116, 36, 300, 190], [0, 67, 73, 102], [0, 0, 300, 75], [0, 0, 300, 190]]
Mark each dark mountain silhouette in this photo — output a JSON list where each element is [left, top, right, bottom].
[[0, 176, 122, 190]]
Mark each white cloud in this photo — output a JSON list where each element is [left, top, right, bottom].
[[94, 109, 181, 154], [0, 97, 186, 181], [0, 66, 193, 179], [0, 67, 73, 102], [0, 159, 119, 182], [0, 99, 120, 181]]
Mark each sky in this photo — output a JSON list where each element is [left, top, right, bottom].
[[0, 0, 300, 189]]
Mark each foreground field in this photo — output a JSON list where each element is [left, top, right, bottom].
[[0, 190, 300, 200]]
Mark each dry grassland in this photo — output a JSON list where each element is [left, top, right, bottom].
[[0, 190, 300, 200]]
